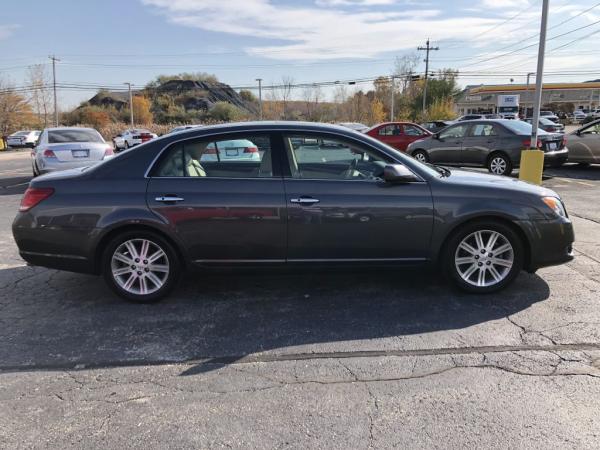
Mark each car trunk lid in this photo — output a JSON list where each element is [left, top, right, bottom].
[[44, 142, 108, 162]]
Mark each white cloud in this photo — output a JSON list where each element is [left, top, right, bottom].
[[0, 24, 19, 41], [315, 0, 399, 6], [141, 0, 532, 60], [481, 0, 531, 9]]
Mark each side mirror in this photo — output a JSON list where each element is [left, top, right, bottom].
[[383, 164, 418, 183]]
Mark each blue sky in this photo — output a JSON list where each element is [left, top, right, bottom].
[[1, 0, 598, 108]]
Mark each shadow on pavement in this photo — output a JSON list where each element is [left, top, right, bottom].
[[545, 163, 600, 181], [0, 265, 551, 374]]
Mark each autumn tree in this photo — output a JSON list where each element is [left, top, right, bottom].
[[0, 78, 35, 135], [132, 96, 153, 124]]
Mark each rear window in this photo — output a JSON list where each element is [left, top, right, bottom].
[[48, 129, 104, 144], [502, 120, 548, 135]]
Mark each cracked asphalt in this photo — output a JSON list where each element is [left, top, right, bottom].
[[1, 150, 600, 449]]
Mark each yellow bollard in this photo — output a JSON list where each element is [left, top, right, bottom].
[[518, 149, 545, 185], [0, 138, 5, 151]]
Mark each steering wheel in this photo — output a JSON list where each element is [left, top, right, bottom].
[[344, 158, 367, 179]]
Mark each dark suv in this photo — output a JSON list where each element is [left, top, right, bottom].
[[407, 119, 568, 176]]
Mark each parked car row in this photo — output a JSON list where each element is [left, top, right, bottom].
[[113, 129, 158, 151]]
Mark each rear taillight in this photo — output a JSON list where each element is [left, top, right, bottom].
[[522, 139, 542, 149], [104, 147, 114, 157], [562, 136, 567, 148], [43, 149, 57, 158], [19, 187, 54, 212], [243, 146, 259, 153], [205, 147, 217, 154]]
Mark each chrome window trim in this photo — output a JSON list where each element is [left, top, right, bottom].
[[144, 126, 427, 182]]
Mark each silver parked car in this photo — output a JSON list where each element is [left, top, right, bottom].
[[565, 119, 600, 165], [7, 130, 40, 148], [32, 127, 114, 176]]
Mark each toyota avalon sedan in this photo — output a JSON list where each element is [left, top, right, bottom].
[[13, 122, 574, 303], [406, 119, 568, 176]]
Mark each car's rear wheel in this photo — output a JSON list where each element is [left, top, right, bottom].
[[124, 141, 129, 150], [102, 231, 180, 303], [487, 153, 512, 176], [444, 221, 524, 293], [412, 149, 429, 163]]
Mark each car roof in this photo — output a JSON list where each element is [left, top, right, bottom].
[[45, 126, 98, 132]]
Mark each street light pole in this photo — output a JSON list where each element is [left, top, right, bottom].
[[124, 83, 134, 127], [526, 72, 535, 117], [49, 55, 60, 126], [256, 78, 263, 120], [390, 75, 395, 122], [530, 0, 549, 151]]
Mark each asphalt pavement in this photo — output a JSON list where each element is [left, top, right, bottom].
[[1, 149, 599, 449]]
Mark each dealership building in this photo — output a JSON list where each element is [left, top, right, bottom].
[[455, 81, 600, 115]]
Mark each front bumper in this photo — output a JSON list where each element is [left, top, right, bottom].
[[519, 217, 574, 271]]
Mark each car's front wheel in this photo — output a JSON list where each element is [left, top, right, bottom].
[[102, 231, 180, 303], [444, 221, 524, 293], [487, 153, 512, 176]]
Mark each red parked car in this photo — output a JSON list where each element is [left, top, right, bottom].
[[366, 122, 431, 152]]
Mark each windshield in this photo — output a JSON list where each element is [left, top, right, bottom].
[[48, 129, 104, 144]]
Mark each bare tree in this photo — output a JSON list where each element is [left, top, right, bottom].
[[279, 76, 294, 120], [26, 64, 52, 128], [301, 84, 322, 121], [394, 53, 420, 93]]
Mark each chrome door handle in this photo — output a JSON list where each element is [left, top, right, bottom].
[[290, 197, 320, 205], [155, 196, 184, 202]]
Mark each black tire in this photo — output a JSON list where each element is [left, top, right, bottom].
[[412, 149, 430, 163], [443, 220, 524, 294], [101, 230, 181, 303], [124, 141, 129, 150], [487, 152, 512, 176], [32, 161, 40, 177]]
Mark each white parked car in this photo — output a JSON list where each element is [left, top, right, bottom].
[[114, 129, 157, 151], [7, 130, 40, 148], [200, 139, 262, 162], [573, 110, 587, 122], [32, 127, 114, 176]]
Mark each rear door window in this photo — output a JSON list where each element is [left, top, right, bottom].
[[440, 124, 469, 139], [152, 134, 274, 178]]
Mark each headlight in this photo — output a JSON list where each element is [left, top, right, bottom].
[[542, 196, 567, 218]]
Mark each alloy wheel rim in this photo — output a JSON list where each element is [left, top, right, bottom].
[[111, 239, 170, 295], [415, 152, 427, 162], [490, 157, 507, 174], [454, 230, 514, 287]]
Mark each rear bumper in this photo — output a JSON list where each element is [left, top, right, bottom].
[[37, 159, 100, 174], [543, 148, 568, 166]]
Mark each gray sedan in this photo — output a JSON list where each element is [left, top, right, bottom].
[[565, 119, 600, 165], [407, 119, 568, 176], [32, 127, 114, 176], [13, 122, 573, 303]]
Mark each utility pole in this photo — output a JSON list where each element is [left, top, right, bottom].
[[417, 39, 439, 115], [49, 55, 60, 126], [390, 75, 395, 122], [530, 0, 549, 151], [124, 82, 134, 127], [526, 72, 535, 117], [256, 78, 263, 120]]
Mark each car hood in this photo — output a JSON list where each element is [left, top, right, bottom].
[[441, 168, 558, 197]]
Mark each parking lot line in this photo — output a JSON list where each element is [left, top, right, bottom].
[[576, 180, 595, 187]]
